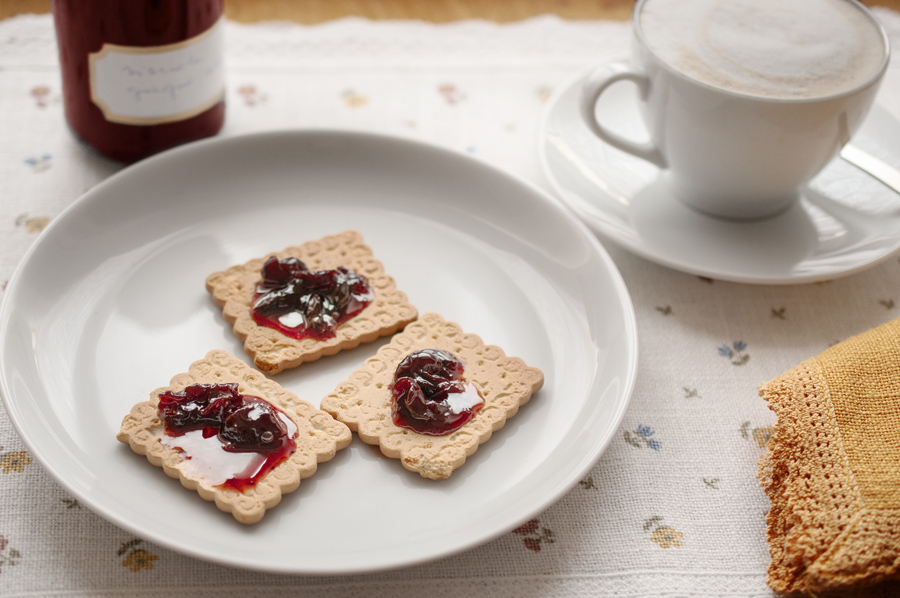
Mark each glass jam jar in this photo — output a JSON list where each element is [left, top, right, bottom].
[[52, 0, 226, 163]]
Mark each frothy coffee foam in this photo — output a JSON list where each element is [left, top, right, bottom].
[[639, 0, 885, 99]]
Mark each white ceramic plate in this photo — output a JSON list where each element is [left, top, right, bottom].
[[539, 69, 900, 284], [0, 130, 637, 574]]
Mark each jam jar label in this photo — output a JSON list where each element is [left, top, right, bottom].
[[88, 18, 225, 126]]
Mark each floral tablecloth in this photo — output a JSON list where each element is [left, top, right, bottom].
[[1, 11, 900, 598]]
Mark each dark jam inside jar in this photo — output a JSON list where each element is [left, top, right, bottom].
[[251, 256, 375, 341], [52, 0, 225, 163], [391, 349, 484, 436], [157, 383, 297, 492]]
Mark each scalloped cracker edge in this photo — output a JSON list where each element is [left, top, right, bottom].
[[205, 230, 418, 375], [320, 312, 544, 480], [117, 350, 352, 524]]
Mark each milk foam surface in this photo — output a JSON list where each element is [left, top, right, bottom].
[[639, 0, 885, 99]]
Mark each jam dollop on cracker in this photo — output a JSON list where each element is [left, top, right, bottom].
[[390, 349, 484, 435], [158, 383, 298, 492], [251, 256, 374, 341]]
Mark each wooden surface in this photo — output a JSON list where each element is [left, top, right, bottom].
[[4, 0, 900, 23]]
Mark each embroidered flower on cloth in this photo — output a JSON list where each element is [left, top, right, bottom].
[[513, 518, 556, 552], [30, 85, 54, 108], [624, 424, 661, 451], [118, 540, 159, 572], [0, 450, 32, 474], [650, 526, 685, 549], [237, 84, 267, 106], [23, 154, 52, 173], [718, 341, 750, 365], [0, 534, 22, 573], [121, 550, 158, 572], [644, 516, 684, 549]]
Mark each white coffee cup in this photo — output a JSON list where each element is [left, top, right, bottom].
[[580, 0, 890, 220]]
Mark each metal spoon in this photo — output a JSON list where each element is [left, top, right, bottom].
[[840, 144, 900, 194]]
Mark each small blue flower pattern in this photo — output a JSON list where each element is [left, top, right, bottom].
[[24, 154, 52, 172], [718, 341, 750, 365], [625, 425, 661, 451]]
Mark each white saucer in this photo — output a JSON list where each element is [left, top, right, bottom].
[[538, 69, 900, 284]]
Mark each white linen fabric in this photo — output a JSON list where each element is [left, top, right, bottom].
[[1, 11, 899, 597]]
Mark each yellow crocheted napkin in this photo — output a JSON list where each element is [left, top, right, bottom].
[[758, 317, 900, 596]]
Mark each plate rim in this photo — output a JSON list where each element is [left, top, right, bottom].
[[537, 68, 900, 285], [0, 128, 639, 574]]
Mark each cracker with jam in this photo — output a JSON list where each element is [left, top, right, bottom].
[[205, 230, 418, 375], [320, 312, 544, 480], [117, 350, 352, 524]]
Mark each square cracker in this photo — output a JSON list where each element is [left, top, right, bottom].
[[117, 350, 352, 524], [320, 312, 544, 480], [205, 230, 418, 375]]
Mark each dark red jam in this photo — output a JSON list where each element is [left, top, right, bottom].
[[390, 349, 484, 436], [251, 256, 374, 341], [157, 383, 297, 492], [52, 0, 225, 163]]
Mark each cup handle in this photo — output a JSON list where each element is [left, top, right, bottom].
[[580, 62, 667, 169]]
